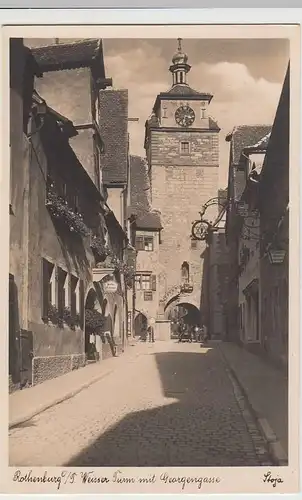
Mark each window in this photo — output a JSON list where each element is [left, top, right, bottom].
[[135, 235, 154, 252], [180, 141, 190, 155], [135, 274, 156, 291], [57, 267, 68, 317], [70, 275, 80, 317], [191, 239, 197, 249], [181, 262, 190, 284], [144, 291, 153, 301], [201, 102, 207, 119], [42, 258, 56, 320]]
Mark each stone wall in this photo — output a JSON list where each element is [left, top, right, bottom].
[[32, 353, 86, 386]]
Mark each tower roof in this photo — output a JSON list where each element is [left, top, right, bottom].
[[171, 38, 189, 65], [153, 85, 213, 110]]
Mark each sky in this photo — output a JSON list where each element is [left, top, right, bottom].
[[26, 37, 290, 188]]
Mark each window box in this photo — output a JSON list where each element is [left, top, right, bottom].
[[46, 184, 90, 237]]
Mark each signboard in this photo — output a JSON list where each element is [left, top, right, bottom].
[[103, 280, 118, 294]]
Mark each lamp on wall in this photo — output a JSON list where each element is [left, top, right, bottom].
[[267, 248, 287, 264]]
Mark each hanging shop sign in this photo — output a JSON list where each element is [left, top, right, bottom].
[[103, 279, 118, 294]]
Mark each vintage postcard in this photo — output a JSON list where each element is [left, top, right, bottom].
[[1, 22, 300, 495]]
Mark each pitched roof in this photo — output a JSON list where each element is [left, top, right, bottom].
[[244, 132, 271, 153], [135, 212, 163, 230], [129, 155, 150, 216], [163, 84, 212, 99], [31, 39, 104, 74], [226, 125, 272, 165], [98, 89, 129, 185], [153, 84, 213, 111], [128, 155, 162, 230]]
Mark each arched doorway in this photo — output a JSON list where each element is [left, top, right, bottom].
[[134, 312, 147, 338], [84, 288, 103, 360]]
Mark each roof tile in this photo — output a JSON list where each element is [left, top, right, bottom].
[[98, 89, 129, 185], [31, 39, 102, 72], [227, 124, 272, 165]]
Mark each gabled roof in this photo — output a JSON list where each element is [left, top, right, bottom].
[[98, 89, 129, 185], [226, 125, 272, 165], [31, 39, 104, 75]]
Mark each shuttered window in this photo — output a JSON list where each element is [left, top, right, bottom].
[[135, 274, 156, 292]]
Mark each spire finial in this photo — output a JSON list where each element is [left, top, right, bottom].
[[177, 37, 182, 52]]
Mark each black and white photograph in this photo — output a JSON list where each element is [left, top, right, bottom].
[[4, 22, 300, 494]]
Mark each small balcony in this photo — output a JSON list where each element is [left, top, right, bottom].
[[180, 282, 194, 294]]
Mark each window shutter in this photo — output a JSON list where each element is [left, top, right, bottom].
[[151, 274, 157, 291], [136, 236, 144, 251]]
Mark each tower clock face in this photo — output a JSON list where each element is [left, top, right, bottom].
[[175, 105, 195, 127]]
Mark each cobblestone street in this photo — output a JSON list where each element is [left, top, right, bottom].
[[9, 341, 272, 467]]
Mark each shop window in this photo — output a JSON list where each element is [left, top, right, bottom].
[[42, 258, 56, 320], [180, 141, 190, 155], [135, 235, 154, 252]]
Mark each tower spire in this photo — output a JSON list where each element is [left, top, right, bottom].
[[169, 38, 191, 86], [177, 37, 182, 52]]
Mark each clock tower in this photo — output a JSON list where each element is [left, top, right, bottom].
[[144, 39, 220, 325]]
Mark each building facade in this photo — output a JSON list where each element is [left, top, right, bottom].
[[128, 155, 162, 338], [258, 65, 289, 370], [225, 124, 272, 343], [9, 39, 134, 389], [144, 40, 220, 330], [31, 39, 132, 351], [9, 39, 42, 391]]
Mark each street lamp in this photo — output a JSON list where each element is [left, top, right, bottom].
[[267, 248, 287, 264]]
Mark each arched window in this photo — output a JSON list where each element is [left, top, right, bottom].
[[181, 262, 190, 284]]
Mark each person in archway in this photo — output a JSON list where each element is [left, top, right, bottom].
[[147, 317, 155, 343]]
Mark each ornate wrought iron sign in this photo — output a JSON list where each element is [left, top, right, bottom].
[[191, 197, 227, 241]]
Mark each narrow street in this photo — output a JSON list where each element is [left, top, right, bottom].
[[9, 341, 271, 467]]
